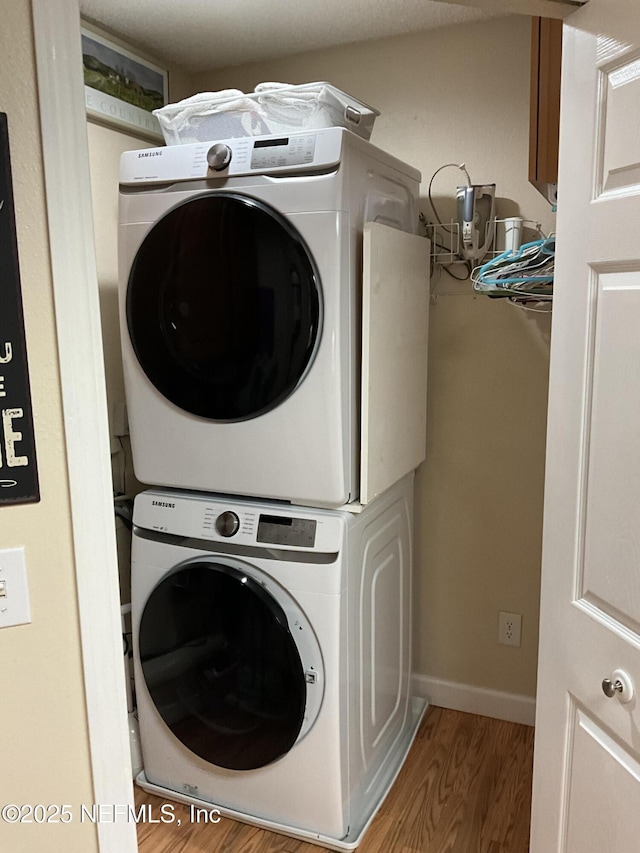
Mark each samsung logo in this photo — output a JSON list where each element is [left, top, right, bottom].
[[138, 151, 164, 158], [152, 500, 175, 508]]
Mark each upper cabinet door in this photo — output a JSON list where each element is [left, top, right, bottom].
[[531, 1, 640, 850], [529, 16, 562, 204]]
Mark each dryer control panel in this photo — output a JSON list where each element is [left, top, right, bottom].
[[119, 127, 345, 184]]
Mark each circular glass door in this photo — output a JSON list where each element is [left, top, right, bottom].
[[138, 561, 307, 771], [127, 193, 321, 421]]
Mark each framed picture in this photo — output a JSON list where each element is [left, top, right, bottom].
[[81, 25, 168, 142], [0, 113, 40, 505]]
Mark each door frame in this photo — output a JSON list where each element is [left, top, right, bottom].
[[32, 2, 137, 852], [30, 2, 588, 853]]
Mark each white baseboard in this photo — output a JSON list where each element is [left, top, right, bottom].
[[413, 673, 536, 727]]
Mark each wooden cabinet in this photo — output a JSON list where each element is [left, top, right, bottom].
[[529, 16, 563, 203]]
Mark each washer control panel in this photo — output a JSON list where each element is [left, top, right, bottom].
[[134, 490, 343, 553]]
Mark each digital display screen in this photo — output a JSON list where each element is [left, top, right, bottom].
[[259, 514, 293, 527], [257, 514, 316, 547], [254, 137, 289, 149]]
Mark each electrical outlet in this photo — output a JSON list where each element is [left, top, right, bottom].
[[498, 611, 521, 647]]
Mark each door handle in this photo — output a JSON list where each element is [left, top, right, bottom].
[[601, 669, 634, 704], [602, 678, 623, 698]]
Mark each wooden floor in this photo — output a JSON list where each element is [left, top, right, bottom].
[[136, 706, 534, 853]]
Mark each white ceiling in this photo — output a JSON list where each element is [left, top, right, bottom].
[[78, 0, 507, 72]]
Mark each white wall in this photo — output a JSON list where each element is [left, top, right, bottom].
[[0, 2, 98, 850], [196, 15, 553, 706]]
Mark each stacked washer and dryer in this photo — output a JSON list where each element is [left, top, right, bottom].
[[118, 125, 429, 850]]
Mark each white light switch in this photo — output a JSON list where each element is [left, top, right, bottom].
[[0, 547, 31, 628]]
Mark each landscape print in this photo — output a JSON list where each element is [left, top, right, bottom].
[[81, 32, 166, 114]]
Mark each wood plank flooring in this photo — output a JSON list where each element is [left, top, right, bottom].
[[136, 706, 534, 853]]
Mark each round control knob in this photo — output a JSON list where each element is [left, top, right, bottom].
[[207, 143, 232, 171], [215, 511, 240, 537]]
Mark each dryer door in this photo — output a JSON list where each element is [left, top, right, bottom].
[[126, 192, 321, 422], [138, 560, 321, 771]]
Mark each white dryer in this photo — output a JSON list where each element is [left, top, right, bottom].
[[118, 128, 424, 507], [131, 475, 426, 849]]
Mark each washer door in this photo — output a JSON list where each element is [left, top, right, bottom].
[[138, 560, 321, 771], [126, 192, 321, 422]]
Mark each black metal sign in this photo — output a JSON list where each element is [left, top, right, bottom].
[[0, 113, 39, 504]]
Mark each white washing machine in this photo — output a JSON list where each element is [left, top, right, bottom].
[[118, 127, 423, 508], [132, 475, 426, 849]]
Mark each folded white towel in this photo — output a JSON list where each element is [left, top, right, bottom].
[[253, 83, 327, 129], [154, 89, 268, 137], [168, 89, 244, 106], [254, 82, 300, 93], [255, 82, 323, 103]]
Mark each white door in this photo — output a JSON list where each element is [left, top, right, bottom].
[[531, 1, 640, 850]]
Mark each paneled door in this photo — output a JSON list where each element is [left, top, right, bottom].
[[531, 0, 640, 850]]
